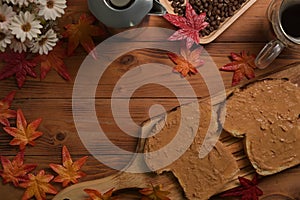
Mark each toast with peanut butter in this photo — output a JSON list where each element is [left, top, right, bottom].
[[144, 101, 239, 200], [222, 79, 300, 175]]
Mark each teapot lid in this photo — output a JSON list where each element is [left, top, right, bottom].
[[88, 0, 153, 28]]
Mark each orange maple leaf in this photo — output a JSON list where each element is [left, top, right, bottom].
[[34, 43, 71, 80], [220, 51, 257, 86], [63, 14, 107, 58], [49, 145, 88, 187], [3, 109, 43, 150], [0, 151, 37, 187], [84, 188, 115, 200], [0, 91, 16, 127], [19, 170, 57, 200], [168, 46, 204, 77], [139, 184, 171, 200]]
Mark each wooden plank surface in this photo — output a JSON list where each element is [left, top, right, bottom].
[[1, 0, 300, 199], [53, 62, 300, 200]]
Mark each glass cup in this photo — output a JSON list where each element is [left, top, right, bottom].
[[255, 0, 300, 69]]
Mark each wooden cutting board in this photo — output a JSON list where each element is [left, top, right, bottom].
[[53, 62, 300, 200]]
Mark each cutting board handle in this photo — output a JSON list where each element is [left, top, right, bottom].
[[53, 172, 152, 200]]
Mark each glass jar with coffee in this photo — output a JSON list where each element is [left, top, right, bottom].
[[255, 0, 300, 69]]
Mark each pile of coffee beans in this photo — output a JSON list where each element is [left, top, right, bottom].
[[169, 0, 247, 36]]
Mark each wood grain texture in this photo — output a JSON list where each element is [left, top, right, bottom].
[[1, 0, 300, 199], [53, 62, 300, 200]]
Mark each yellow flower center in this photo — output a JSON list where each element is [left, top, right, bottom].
[[0, 14, 6, 23], [47, 0, 54, 8], [0, 32, 5, 40], [38, 37, 48, 45], [21, 22, 31, 32]]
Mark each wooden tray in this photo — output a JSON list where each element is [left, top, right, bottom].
[[159, 0, 257, 44], [53, 62, 300, 200]]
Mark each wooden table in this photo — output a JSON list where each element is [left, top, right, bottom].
[[1, 0, 300, 199]]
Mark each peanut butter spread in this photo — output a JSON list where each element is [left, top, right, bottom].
[[223, 79, 300, 175], [144, 101, 239, 200]]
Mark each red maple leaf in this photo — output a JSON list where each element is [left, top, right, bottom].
[[62, 14, 107, 58], [49, 145, 88, 187], [33, 43, 71, 80], [164, 2, 209, 49], [3, 109, 43, 150], [0, 51, 37, 88], [0, 151, 37, 187], [0, 91, 16, 127], [19, 170, 57, 200], [220, 51, 257, 86], [220, 174, 263, 200]]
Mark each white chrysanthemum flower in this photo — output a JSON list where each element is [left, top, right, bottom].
[[11, 0, 35, 7], [0, 4, 16, 30], [38, 0, 67, 20], [9, 11, 42, 42], [0, 29, 12, 52], [3, 0, 16, 4], [10, 37, 31, 53], [30, 29, 58, 54]]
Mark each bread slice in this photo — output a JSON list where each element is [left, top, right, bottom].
[[144, 101, 239, 200], [223, 79, 300, 175]]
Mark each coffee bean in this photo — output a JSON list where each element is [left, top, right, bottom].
[[171, 2, 178, 8], [173, 0, 247, 37]]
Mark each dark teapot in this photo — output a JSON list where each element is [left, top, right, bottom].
[[88, 0, 166, 28]]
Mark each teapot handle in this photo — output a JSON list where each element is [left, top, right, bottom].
[[149, 0, 166, 16], [255, 40, 285, 69]]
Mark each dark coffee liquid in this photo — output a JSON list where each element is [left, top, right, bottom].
[[281, 4, 300, 38]]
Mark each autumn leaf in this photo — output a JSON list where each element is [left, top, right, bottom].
[[0, 91, 16, 127], [164, 2, 209, 48], [220, 51, 257, 86], [84, 188, 115, 200], [139, 184, 170, 200], [33, 43, 71, 80], [3, 109, 43, 150], [168, 46, 204, 77], [0, 151, 37, 187], [63, 13, 107, 58], [220, 174, 263, 200], [19, 170, 57, 200], [49, 145, 88, 187], [0, 51, 37, 88], [180, 46, 205, 67]]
